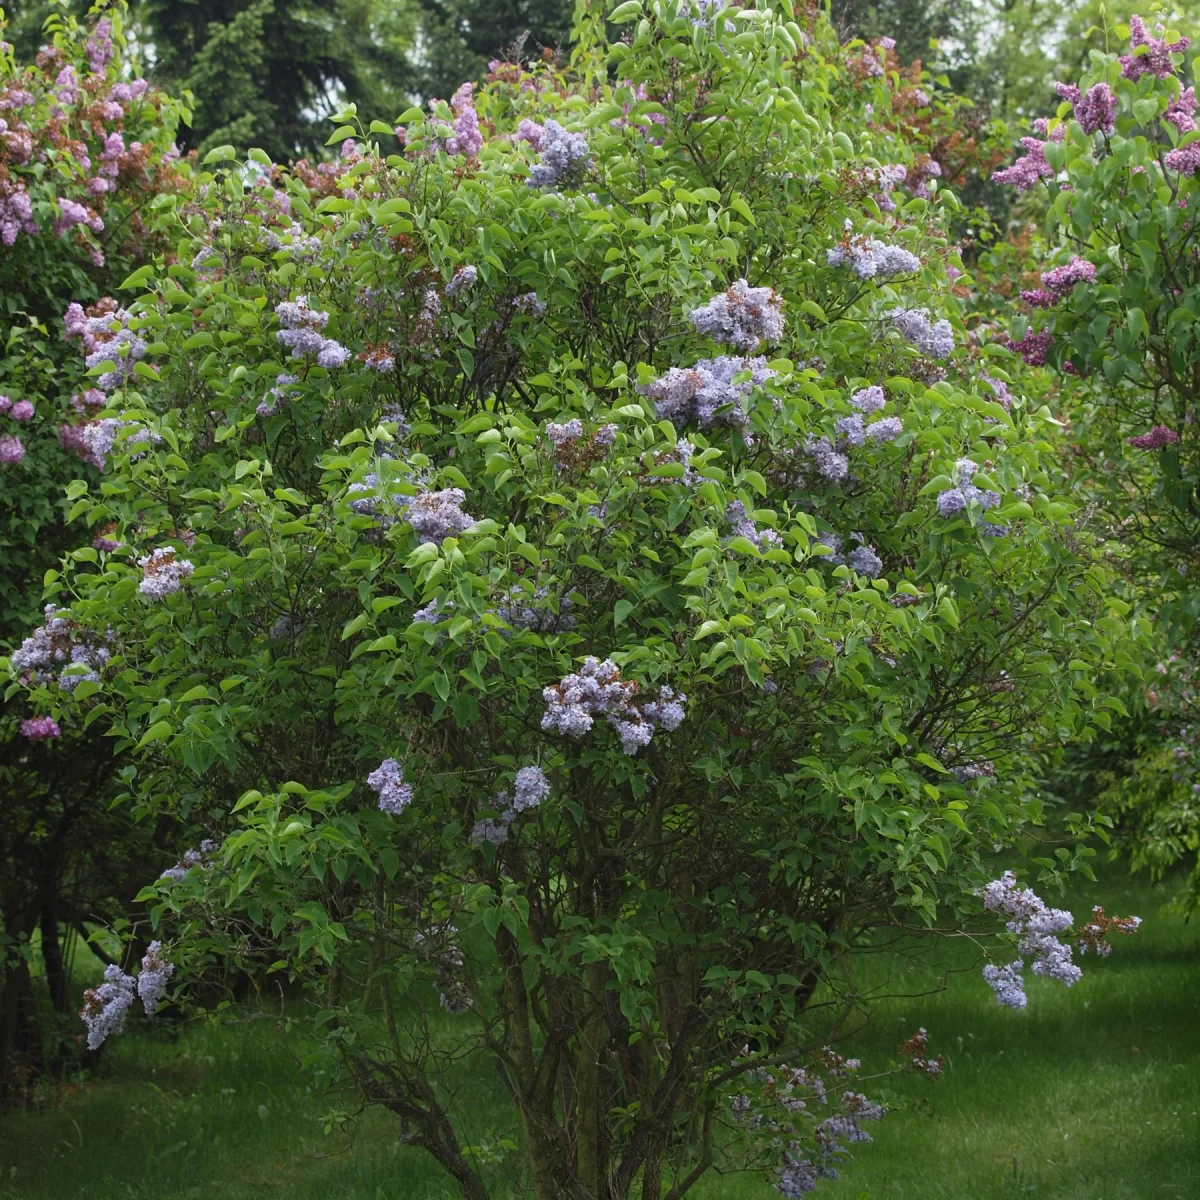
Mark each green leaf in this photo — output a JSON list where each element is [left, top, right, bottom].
[[325, 125, 358, 145], [614, 599, 635, 628]]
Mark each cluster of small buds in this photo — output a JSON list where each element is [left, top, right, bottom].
[[888, 308, 954, 358], [527, 120, 590, 189], [1120, 15, 1189, 81], [136, 942, 174, 1014], [275, 297, 349, 368], [10, 604, 112, 691], [896, 1027, 944, 1077], [493, 585, 576, 633], [993, 129, 1060, 192], [935, 458, 1006, 533], [688, 280, 785, 352], [20, 716, 62, 740], [1076, 906, 1143, 955], [541, 657, 686, 755], [406, 487, 475, 544], [1128, 425, 1179, 450], [726, 500, 782, 551], [80, 964, 136, 1049], [367, 758, 413, 816], [826, 234, 921, 280], [137, 547, 195, 598], [159, 838, 219, 883], [1054, 81, 1117, 136], [640, 355, 774, 427]]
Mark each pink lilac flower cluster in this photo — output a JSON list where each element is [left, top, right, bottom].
[[541, 657, 686, 755], [1054, 82, 1117, 136], [1005, 329, 1052, 367], [640, 356, 774, 427], [1166, 86, 1198, 133], [1119, 15, 1189, 82], [137, 547, 195, 598], [367, 758, 413, 816], [0, 175, 37, 244], [1041, 255, 1096, 297], [527, 119, 590, 189], [0, 394, 34, 420], [1128, 424, 1180, 449], [0, 434, 24, 463], [689, 279, 785, 352], [275, 297, 349, 368], [434, 83, 483, 158], [1165, 139, 1200, 176], [993, 125, 1063, 192], [136, 942, 174, 1013], [20, 716, 61, 740], [80, 964, 135, 1049], [10, 604, 111, 690]]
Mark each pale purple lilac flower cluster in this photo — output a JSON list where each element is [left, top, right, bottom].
[[1166, 86, 1198, 134], [826, 237, 921, 280], [689, 279, 785, 352], [445, 264, 478, 296], [527, 120, 591, 189], [137, 941, 174, 1013], [888, 308, 954, 358], [494, 586, 576, 632], [0, 395, 34, 421], [935, 458, 1007, 535], [470, 765, 551, 846], [406, 487, 475, 544], [80, 964, 136, 1049], [726, 500, 782, 551], [0, 434, 24, 463], [436, 83, 483, 158], [257, 372, 300, 417], [367, 758, 413, 816], [137, 547, 195, 598], [80, 306, 147, 391], [275, 297, 349, 368], [10, 605, 111, 691], [541, 657, 686, 755], [160, 839, 219, 882], [980, 871, 1085, 1008], [640, 356, 774, 427]]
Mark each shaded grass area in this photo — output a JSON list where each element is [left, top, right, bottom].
[[0, 871, 1196, 1199]]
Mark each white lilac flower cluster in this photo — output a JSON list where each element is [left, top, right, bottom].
[[887, 307, 954, 359], [137, 547, 195, 598], [527, 119, 591, 189], [688, 279, 785, 352], [541, 657, 686, 755], [470, 765, 551, 847], [160, 838, 219, 882], [136, 941, 175, 1014], [826, 236, 921, 280], [275, 297, 350, 368], [10, 605, 112, 691], [639, 356, 774, 428], [726, 500, 782, 551], [936, 459, 1007, 535], [367, 758, 413, 816], [980, 871, 1085, 1008]]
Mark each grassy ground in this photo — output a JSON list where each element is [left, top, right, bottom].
[[1, 870, 1196, 1199]]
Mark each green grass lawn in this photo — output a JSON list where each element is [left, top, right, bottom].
[[2, 869, 1196, 1199]]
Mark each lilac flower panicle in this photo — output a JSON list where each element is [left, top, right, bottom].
[[138, 548, 195, 598], [889, 308, 954, 358], [20, 716, 61, 740], [806, 435, 849, 484], [528, 120, 590, 189], [137, 942, 174, 1014], [982, 961, 1027, 1009], [1166, 86, 1198, 133], [726, 501, 782, 551], [445, 264, 478, 296], [512, 765, 551, 812], [826, 237, 921, 280], [0, 434, 25, 463], [275, 296, 348, 367], [1164, 141, 1200, 176], [849, 385, 885, 414], [847, 544, 883, 578], [406, 488, 475, 544], [1041, 256, 1096, 298], [1129, 425, 1179, 449], [1119, 15, 1189, 82], [866, 416, 903, 442], [688, 280, 785, 351], [835, 413, 864, 447], [367, 758, 413, 816], [993, 136, 1055, 192], [639, 355, 774, 427], [80, 964, 136, 1049]]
